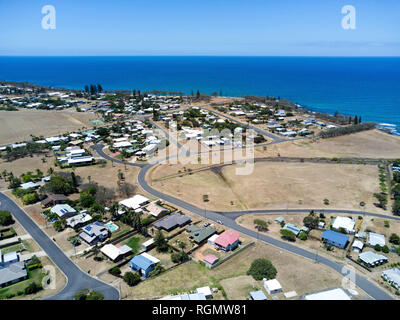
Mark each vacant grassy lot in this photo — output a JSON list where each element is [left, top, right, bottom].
[[150, 161, 382, 213], [0, 109, 98, 145], [126, 241, 363, 300], [255, 129, 400, 159]]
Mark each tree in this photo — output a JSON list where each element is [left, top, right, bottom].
[[254, 219, 268, 231], [374, 244, 382, 252], [247, 258, 277, 281], [97, 84, 103, 93], [196, 90, 200, 99], [0, 210, 13, 226], [382, 245, 390, 254], [24, 282, 42, 295], [171, 251, 189, 263], [22, 192, 39, 205], [154, 229, 168, 252], [8, 177, 21, 189], [87, 290, 104, 300], [303, 213, 319, 229], [389, 233, 400, 245], [45, 175, 74, 195], [280, 229, 296, 241], [123, 272, 141, 286]]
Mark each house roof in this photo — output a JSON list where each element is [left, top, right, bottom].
[[146, 202, 168, 217], [214, 231, 240, 248], [129, 253, 160, 270], [0, 262, 27, 286], [153, 213, 191, 230], [352, 240, 364, 250], [50, 204, 77, 217], [321, 230, 349, 246], [359, 251, 388, 265], [203, 254, 218, 265], [369, 232, 386, 247], [264, 279, 282, 291], [119, 195, 149, 210], [208, 234, 219, 243], [382, 268, 400, 287], [250, 290, 267, 300], [41, 194, 69, 206], [196, 286, 212, 297], [66, 213, 92, 228], [186, 225, 217, 243], [305, 288, 351, 300], [332, 216, 355, 233], [283, 223, 301, 235], [101, 244, 132, 261]]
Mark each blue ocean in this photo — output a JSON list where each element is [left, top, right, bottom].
[[0, 56, 399, 128]]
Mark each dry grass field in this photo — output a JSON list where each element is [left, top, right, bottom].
[[150, 161, 383, 213], [255, 129, 400, 159], [125, 241, 367, 300], [0, 109, 98, 145]]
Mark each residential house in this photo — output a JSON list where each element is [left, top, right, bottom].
[[41, 194, 69, 207], [146, 202, 168, 217], [50, 204, 77, 219], [79, 222, 110, 245], [358, 251, 388, 267], [321, 230, 349, 249], [100, 244, 132, 262], [119, 195, 150, 210], [66, 212, 92, 228], [282, 223, 301, 236], [214, 231, 240, 251], [332, 216, 355, 234], [368, 232, 386, 247], [153, 213, 191, 232], [382, 268, 400, 290], [128, 252, 160, 278], [186, 225, 217, 244]]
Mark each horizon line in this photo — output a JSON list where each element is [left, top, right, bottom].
[[0, 55, 400, 58]]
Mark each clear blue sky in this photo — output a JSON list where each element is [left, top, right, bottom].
[[0, 0, 399, 56]]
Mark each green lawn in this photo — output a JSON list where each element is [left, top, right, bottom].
[[1, 243, 24, 254], [0, 268, 44, 299]]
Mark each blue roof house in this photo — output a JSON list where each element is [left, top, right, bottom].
[[128, 253, 160, 278], [321, 230, 349, 249]]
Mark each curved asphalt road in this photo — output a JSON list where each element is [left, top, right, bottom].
[[92, 142, 396, 300], [92, 115, 397, 300], [0, 193, 120, 300]]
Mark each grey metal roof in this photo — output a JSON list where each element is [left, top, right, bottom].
[[0, 262, 27, 286], [153, 213, 191, 230]]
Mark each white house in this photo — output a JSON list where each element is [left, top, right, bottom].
[[332, 216, 355, 234], [119, 195, 150, 210]]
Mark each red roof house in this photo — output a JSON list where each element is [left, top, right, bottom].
[[214, 231, 240, 251], [203, 254, 218, 266]]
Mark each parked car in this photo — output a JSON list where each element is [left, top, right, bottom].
[[217, 220, 223, 225]]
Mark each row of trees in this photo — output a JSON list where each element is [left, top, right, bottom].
[[319, 122, 376, 139], [84, 84, 103, 96]]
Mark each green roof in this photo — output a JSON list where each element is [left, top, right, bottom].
[[186, 225, 217, 243]]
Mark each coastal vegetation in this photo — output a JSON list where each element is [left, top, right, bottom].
[[319, 122, 376, 139]]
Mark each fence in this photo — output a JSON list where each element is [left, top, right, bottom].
[[210, 242, 255, 269]]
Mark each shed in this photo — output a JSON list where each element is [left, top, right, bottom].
[[352, 240, 364, 252], [263, 278, 282, 295], [196, 286, 212, 299], [250, 290, 267, 300], [368, 232, 386, 247]]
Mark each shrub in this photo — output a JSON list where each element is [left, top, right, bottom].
[[390, 233, 400, 245], [123, 272, 141, 286], [247, 258, 277, 281], [24, 282, 42, 295], [382, 245, 390, 254], [298, 231, 308, 241], [374, 244, 382, 252], [110, 267, 121, 276], [280, 229, 296, 241]]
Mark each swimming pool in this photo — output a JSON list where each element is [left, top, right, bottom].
[[105, 222, 119, 232]]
